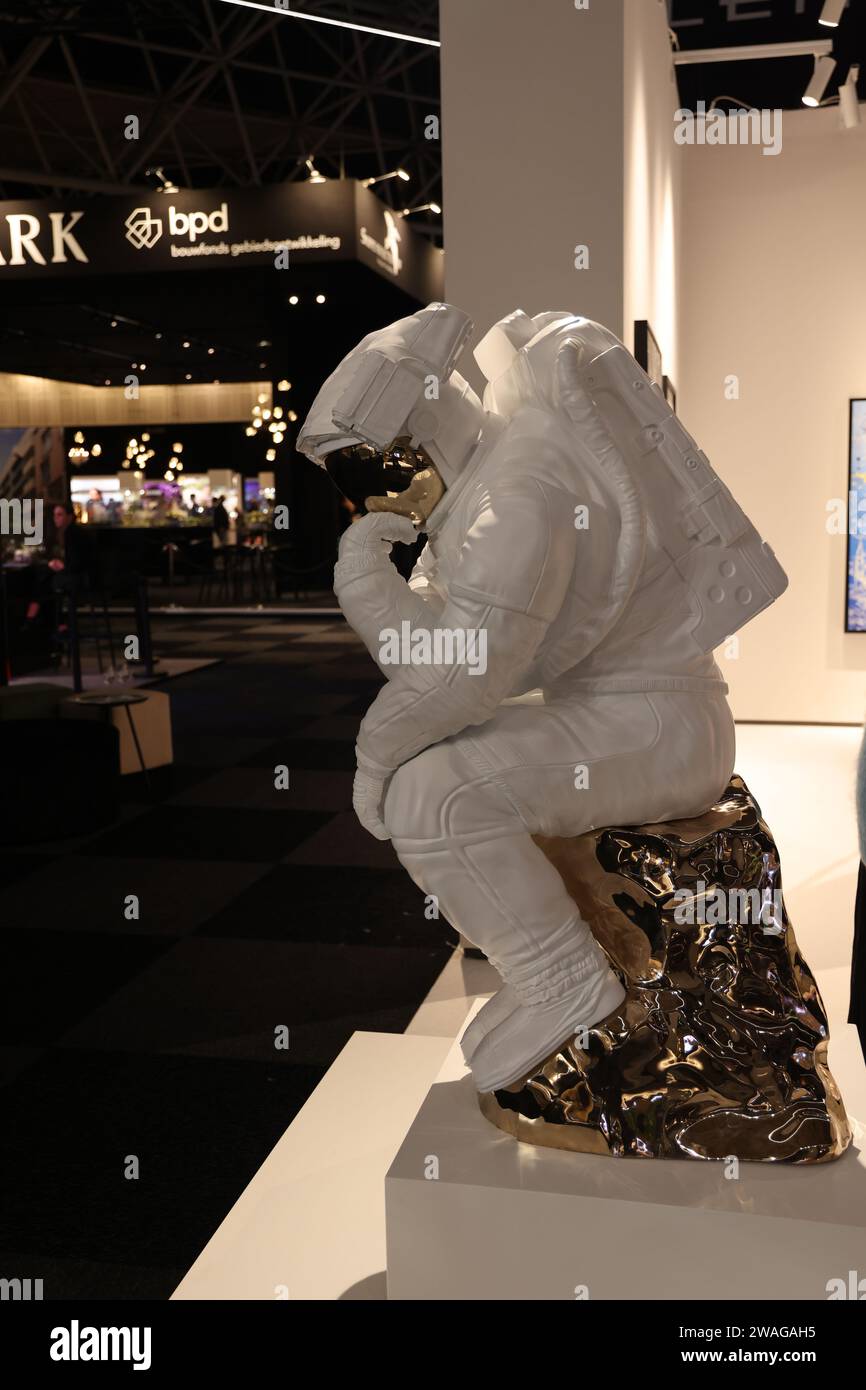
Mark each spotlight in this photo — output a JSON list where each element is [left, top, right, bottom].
[[266, 449, 276, 461], [173, 443, 183, 453], [185, 373, 192, 381], [305, 158, 327, 184], [278, 379, 291, 391], [104, 379, 111, 386], [819, 0, 845, 26], [803, 54, 836, 106], [146, 164, 179, 194], [288, 296, 299, 306], [840, 65, 861, 128], [91, 443, 102, 458], [401, 202, 442, 216], [246, 427, 256, 437], [110, 320, 117, 328], [258, 340, 272, 348], [362, 168, 410, 188], [182, 340, 190, 348], [207, 347, 215, 355], [141, 433, 150, 442], [316, 294, 326, 304]]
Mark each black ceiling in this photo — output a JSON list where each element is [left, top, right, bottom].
[[0, 0, 442, 224], [0, 0, 863, 390], [0, 1, 862, 224], [672, 0, 866, 110]]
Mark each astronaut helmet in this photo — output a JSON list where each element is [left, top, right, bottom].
[[297, 302, 486, 520]]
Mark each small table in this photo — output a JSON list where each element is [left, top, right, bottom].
[[68, 690, 151, 791]]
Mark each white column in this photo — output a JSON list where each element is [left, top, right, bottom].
[[440, 0, 625, 388]]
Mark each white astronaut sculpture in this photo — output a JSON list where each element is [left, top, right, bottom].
[[298, 302, 788, 1096]]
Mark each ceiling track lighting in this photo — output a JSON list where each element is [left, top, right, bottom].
[[400, 202, 442, 217], [819, 0, 846, 27], [362, 168, 410, 189], [673, 39, 833, 66], [803, 53, 837, 107], [839, 64, 861, 128], [213, 0, 439, 47]]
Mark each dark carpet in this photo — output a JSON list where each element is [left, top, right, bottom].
[[0, 615, 457, 1300]]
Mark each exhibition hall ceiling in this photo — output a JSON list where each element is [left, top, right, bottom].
[[0, 2, 862, 219], [0, 0, 863, 388], [0, 0, 441, 386], [672, 0, 865, 110], [0, 0, 441, 223]]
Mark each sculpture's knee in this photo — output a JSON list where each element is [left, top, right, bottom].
[[383, 745, 454, 843], [384, 741, 515, 845]]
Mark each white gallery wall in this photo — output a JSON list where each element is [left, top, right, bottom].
[[623, 0, 681, 386], [679, 105, 866, 724]]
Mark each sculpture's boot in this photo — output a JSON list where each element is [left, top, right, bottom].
[[469, 939, 625, 1092], [459, 986, 517, 1065]]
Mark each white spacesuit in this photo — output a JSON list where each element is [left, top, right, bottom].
[[298, 303, 787, 1093]]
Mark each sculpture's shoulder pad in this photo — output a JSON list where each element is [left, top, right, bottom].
[[450, 470, 577, 620]]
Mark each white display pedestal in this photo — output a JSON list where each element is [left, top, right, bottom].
[[385, 1009, 866, 1301]]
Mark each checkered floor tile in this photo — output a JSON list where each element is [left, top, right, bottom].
[[0, 614, 457, 1299]]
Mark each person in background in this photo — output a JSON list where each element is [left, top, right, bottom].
[[850, 726, 866, 1063], [86, 487, 107, 524], [24, 501, 87, 626], [212, 494, 230, 546]]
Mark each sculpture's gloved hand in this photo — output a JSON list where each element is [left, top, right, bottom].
[[336, 511, 418, 574], [352, 752, 392, 841]]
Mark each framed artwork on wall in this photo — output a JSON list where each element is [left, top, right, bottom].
[[634, 320, 663, 390], [846, 398, 866, 632]]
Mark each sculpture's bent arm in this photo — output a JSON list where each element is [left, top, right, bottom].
[[333, 515, 446, 675], [355, 476, 578, 772]]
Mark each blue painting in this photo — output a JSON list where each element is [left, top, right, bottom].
[[848, 400, 866, 632]]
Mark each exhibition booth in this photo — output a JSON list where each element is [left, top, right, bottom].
[[0, 178, 442, 677], [3, 0, 865, 1324]]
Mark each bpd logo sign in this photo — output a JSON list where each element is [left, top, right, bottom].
[[125, 202, 229, 251], [124, 207, 162, 250]]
